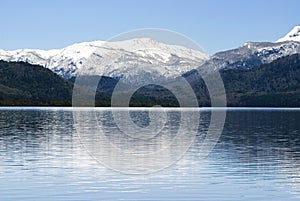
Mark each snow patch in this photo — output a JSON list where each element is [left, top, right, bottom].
[[277, 26, 300, 43]]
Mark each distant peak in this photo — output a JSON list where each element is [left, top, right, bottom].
[[242, 42, 254, 48], [277, 26, 300, 43]]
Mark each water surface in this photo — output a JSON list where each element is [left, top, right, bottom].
[[1, 107, 300, 200]]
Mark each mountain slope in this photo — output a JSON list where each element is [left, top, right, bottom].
[[0, 38, 208, 85], [0, 61, 176, 106], [184, 53, 300, 107], [0, 61, 73, 105], [1, 54, 300, 107], [222, 54, 300, 93], [195, 41, 300, 74], [277, 26, 300, 42], [221, 53, 300, 106], [182, 26, 300, 79]]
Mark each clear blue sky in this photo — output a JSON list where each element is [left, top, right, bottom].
[[0, 0, 300, 55]]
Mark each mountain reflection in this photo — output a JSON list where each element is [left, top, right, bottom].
[[1, 108, 300, 200]]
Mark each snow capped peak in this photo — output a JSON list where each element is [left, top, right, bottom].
[[0, 38, 208, 85], [277, 26, 300, 43], [242, 42, 254, 49]]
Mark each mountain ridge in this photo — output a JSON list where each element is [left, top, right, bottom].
[[1, 26, 300, 86], [277, 26, 300, 42], [1, 53, 300, 107], [0, 38, 208, 85], [1, 26, 300, 107]]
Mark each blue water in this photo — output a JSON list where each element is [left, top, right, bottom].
[[1, 107, 300, 200]]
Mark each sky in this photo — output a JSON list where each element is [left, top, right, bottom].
[[0, 0, 300, 55]]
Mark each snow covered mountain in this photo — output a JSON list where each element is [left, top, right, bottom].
[[197, 40, 300, 73], [184, 27, 300, 77], [2, 26, 300, 86], [277, 26, 300, 42], [0, 38, 208, 85]]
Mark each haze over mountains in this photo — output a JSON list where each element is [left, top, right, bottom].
[[0, 26, 300, 106]]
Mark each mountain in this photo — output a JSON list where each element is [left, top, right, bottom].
[[0, 38, 208, 85], [0, 60, 177, 107], [1, 54, 300, 107], [1, 27, 300, 107], [186, 41, 300, 77], [182, 26, 300, 80], [1, 27, 299, 86], [277, 26, 300, 42], [222, 53, 300, 107], [185, 53, 300, 107], [182, 25, 300, 106], [0, 61, 73, 105]]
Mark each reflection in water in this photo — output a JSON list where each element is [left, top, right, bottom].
[[0, 108, 300, 200], [73, 108, 202, 174]]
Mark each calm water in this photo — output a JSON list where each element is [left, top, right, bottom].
[[1, 107, 300, 200]]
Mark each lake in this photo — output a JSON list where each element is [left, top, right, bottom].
[[1, 107, 300, 200]]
